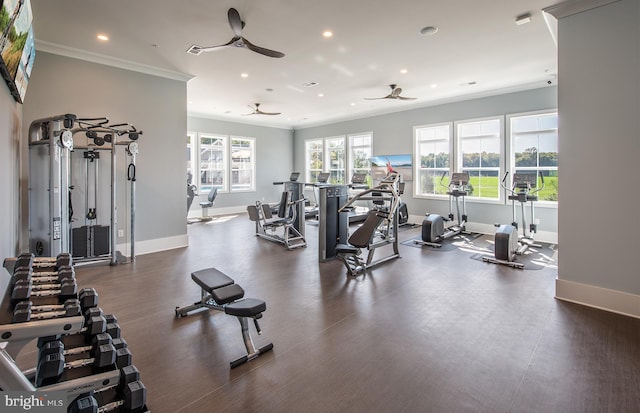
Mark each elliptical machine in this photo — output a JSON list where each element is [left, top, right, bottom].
[[483, 171, 544, 269], [415, 172, 470, 248]]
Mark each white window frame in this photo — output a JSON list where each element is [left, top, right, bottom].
[[187, 131, 197, 187], [454, 116, 504, 204], [325, 135, 346, 184], [507, 110, 558, 207], [230, 136, 256, 192], [305, 139, 324, 183], [187, 132, 257, 194], [198, 133, 228, 193], [348, 132, 373, 185], [413, 122, 453, 198], [305, 133, 373, 185]]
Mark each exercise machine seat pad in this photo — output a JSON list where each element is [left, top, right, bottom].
[[212, 284, 245, 304], [335, 244, 359, 255], [191, 268, 234, 294], [225, 298, 266, 317]]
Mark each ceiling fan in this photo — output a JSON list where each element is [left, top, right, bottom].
[[243, 103, 281, 116], [186, 8, 285, 58], [365, 84, 417, 100]]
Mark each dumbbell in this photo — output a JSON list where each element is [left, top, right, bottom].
[[39, 333, 113, 361], [12, 290, 97, 322], [10, 279, 78, 304], [69, 374, 147, 413], [35, 343, 117, 386], [16, 252, 73, 269], [12, 299, 82, 322], [10, 267, 75, 287]]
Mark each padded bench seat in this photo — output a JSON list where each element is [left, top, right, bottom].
[[335, 244, 359, 255], [225, 298, 266, 317], [211, 284, 245, 305], [191, 268, 234, 294]]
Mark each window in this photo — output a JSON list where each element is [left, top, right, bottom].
[[199, 134, 227, 191], [509, 111, 558, 202], [186, 132, 256, 193], [230, 137, 255, 191], [349, 133, 372, 185], [305, 133, 373, 184], [187, 132, 196, 186], [325, 136, 345, 184], [456, 117, 503, 200], [414, 123, 451, 196], [305, 139, 323, 182]]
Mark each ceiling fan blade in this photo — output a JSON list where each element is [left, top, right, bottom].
[[257, 111, 281, 115], [195, 37, 238, 52], [398, 96, 417, 100], [243, 37, 285, 58], [391, 87, 403, 97], [364, 97, 387, 100], [228, 8, 243, 37]]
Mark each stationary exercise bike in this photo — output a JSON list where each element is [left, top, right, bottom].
[[483, 172, 544, 269], [415, 172, 470, 248]]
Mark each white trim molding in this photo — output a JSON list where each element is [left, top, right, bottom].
[[542, 0, 622, 19], [555, 278, 640, 319], [35, 40, 194, 82], [118, 234, 188, 257]]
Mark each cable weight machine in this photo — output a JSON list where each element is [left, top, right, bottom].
[[28, 114, 142, 265]]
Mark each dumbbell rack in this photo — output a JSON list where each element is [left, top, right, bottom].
[[1, 256, 148, 412]]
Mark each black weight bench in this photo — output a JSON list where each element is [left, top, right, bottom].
[[175, 268, 273, 368]]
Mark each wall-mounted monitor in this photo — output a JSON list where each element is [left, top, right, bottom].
[[1, 0, 35, 103], [370, 154, 413, 181]]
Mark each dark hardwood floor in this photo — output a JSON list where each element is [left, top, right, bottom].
[[18, 215, 640, 412]]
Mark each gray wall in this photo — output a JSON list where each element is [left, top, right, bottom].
[[557, 0, 640, 295], [293, 87, 559, 236], [187, 117, 293, 212], [22, 52, 187, 253], [0, 78, 22, 261]]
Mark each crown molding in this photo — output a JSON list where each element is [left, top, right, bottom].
[[35, 40, 194, 82], [542, 0, 621, 19]]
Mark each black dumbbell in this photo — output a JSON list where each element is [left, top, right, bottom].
[[10, 279, 78, 305], [12, 299, 82, 322], [10, 267, 75, 287], [39, 333, 113, 362], [16, 252, 73, 269], [35, 314, 107, 353], [69, 377, 147, 413], [78, 288, 99, 309], [36, 342, 117, 386]]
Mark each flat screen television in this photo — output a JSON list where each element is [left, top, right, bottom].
[[370, 154, 413, 181], [0, 0, 35, 103]]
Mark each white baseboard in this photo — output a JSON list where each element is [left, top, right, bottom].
[[187, 205, 247, 219], [555, 278, 640, 319], [116, 234, 188, 257]]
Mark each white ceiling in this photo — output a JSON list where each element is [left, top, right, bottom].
[[30, 0, 558, 129]]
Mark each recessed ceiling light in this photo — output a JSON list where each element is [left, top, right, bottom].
[[97, 34, 109, 41], [400, 69, 408, 74], [323, 30, 333, 38], [240, 73, 249, 78], [430, 84, 438, 88], [419, 26, 438, 36], [318, 93, 324, 97], [350, 103, 356, 106]]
